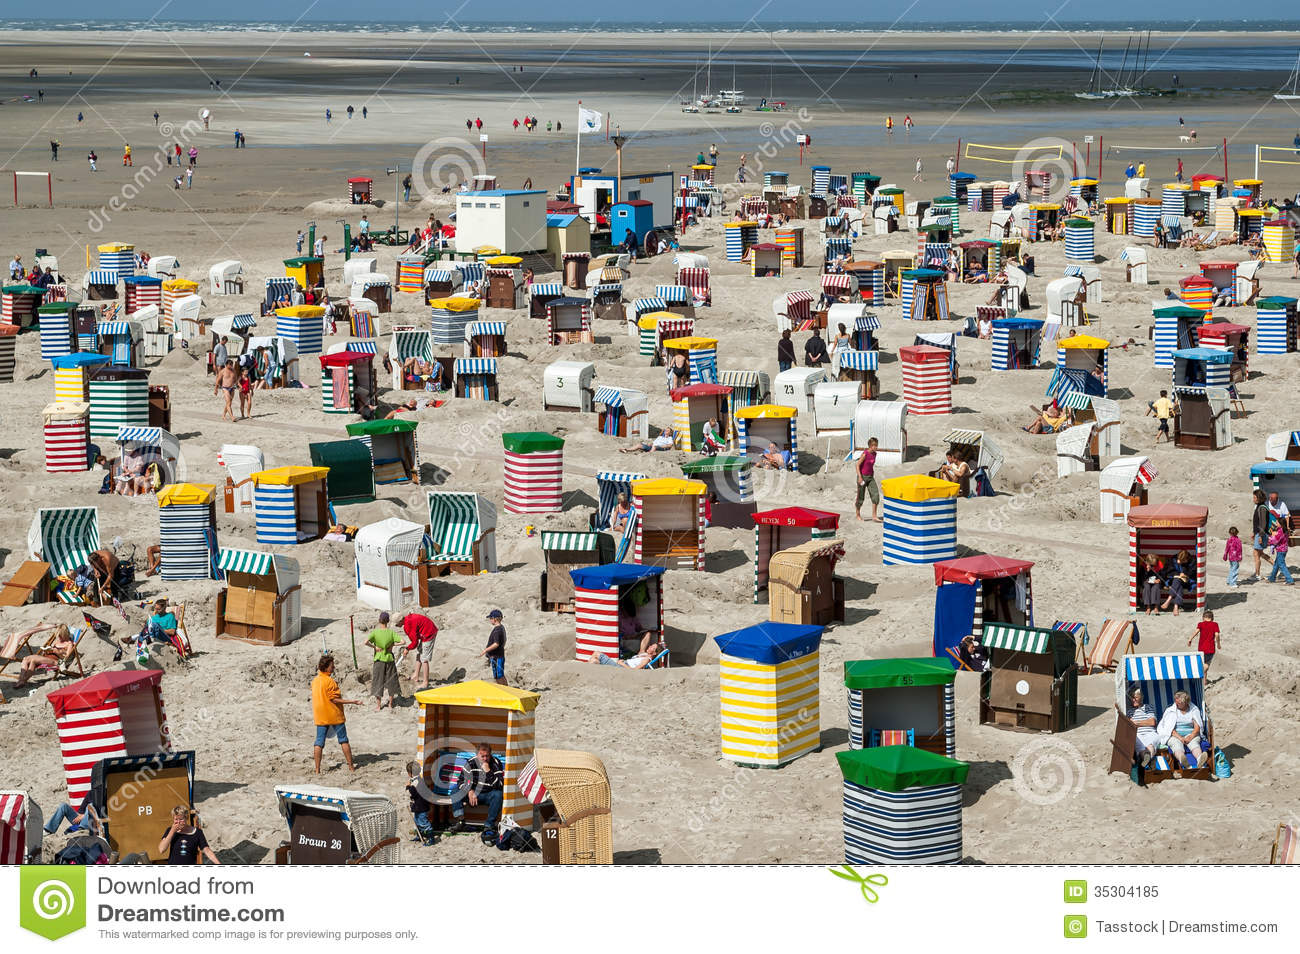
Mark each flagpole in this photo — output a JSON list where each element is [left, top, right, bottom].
[[575, 100, 581, 180]]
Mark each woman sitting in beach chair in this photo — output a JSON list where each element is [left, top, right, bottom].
[[402, 356, 444, 391], [586, 631, 667, 670], [1157, 690, 1207, 769], [1022, 402, 1072, 434], [12, 624, 78, 688]]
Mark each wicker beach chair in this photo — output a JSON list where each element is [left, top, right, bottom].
[[535, 748, 613, 865]]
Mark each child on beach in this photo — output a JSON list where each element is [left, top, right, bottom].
[[1268, 524, 1294, 584], [482, 609, 506, 684], [1189, 610, 1221, 670], [1223, 527, 1242, 587]]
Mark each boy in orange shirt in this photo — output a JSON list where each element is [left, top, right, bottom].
[[311, 654, 361, 773]]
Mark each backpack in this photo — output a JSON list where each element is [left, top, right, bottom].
[[496, 826, 538, 853]]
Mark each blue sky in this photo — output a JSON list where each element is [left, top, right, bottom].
[[7, 5, 1299, 22]]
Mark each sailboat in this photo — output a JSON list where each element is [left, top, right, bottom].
[[682, 61, 700, 112], [1075, 38, 1107, 99], [1276, 52, 1300, 100], [720, 63, 744, 112]]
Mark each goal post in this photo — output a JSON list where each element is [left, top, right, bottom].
[[12, 171, 53, 207]]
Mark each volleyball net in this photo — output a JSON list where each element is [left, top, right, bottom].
[[963, 142, 1064, 165], [1256, 145, 1300, 167], [1103, 143, 1222, 158]]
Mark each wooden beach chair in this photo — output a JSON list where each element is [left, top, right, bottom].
[[1271, 824, 1298, 864], [1079, 618, 1135, 674], [41, 626, 87, 682]]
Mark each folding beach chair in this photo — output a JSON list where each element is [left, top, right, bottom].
[[41, 625, 87, 682], [1078, 618, 1136, 674], [1271, 824, 1298, 864], [0, 628, 43, 681]]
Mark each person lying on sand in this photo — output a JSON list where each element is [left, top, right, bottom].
[[587, 632, 666, 669], [386, 397, 439, 418], [620, 427, 675, 453]]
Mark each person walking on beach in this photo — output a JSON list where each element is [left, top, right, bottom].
[[481, 609, 507, 684], [466, 118, 472, 131], [312, 654, 360, 773], [400, 611, 438, 691], [366, 612, 402, 711], [49, 139, 59, 160], [1189, 611, 1221, 668], [362, 106, 367, 119], [153, 110, 159, 126], [913, 157, 923, 182], [946, 155, 955, 176], [214, 360, 239, 422], [885, 116, 894, 137], [402, 173, 412, 201], [709, 142, 719, 164], [475, 117, 483, 131], [185, 166, 193, 189], [347, 104, 354, 119], [513, 118, 519, 131], [1176, 158, 1183, 183], [1251, 488, 1271, 580], [175, 142, 182, 164], [296, 229, 305, 254], [122, 143, 132, 167], [87, 150, 97, 171], [237, 365, 253, 419], [314, 233, 325, 257], [189, 146, 198, 166], [856, 437, 881, 522], [1149, 389, 1175, 443], [326, 108, 332, 123]]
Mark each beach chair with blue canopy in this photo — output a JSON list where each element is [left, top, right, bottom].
[[1110, 652, 1213, 783]]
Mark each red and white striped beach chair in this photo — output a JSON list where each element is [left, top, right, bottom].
[[0, 791, 27, 864], [677, 267, 711, 307], [1272, 824, 1298, 864]]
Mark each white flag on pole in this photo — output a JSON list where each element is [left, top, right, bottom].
[[578, 106, 602, 133]]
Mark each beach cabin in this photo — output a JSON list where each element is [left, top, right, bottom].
[[319, 349, 376, 416], [159, 277, 197, 324], [844, 657, 956, 755], [1265, 432, 1300, 462], [156, 483, 218, 581], [539, 531, 612, 613], [958, 241, 997, 282], [42, 401, 90, 473], [1056, 392, 1121, 457], [348, 176, 373, 203], [37, 301, 83, 360], [570, 562, 664, 661], [272, 785, 398, 866], [81, 271, 119, 302], [275, 304, 325, 357], [354, 517, 424, 613], [676, 264, 711, 307], [931, 554, 1034, 667], [1256, 297, 1299, 355], [1056, 423, 1100, 477], [0, 791, 29, 864], [1199, 261, 1237, 306], [1121, 246, 1148, 284], [464, 319, 507, 359], [774, 225, 805, 268], [813, 380, 860, 442], [414, 682, 539, 828], [454, 190, 547, 254], [52, 351, 109, 403], [252, 466, 330, 545], [123, 274, 163, 315], [1105, 198, 1132, 234], [1064, 217, 1096, 263], [1046, 276, 1086, 328], [541, 359, 595, 414], [1131, 199, 1161, 237], [483, 257, 525, 310], [1262, 219, 1295, 265], [430, 296, 479, 349], [723, 222, 759, 263], [1100, 456, 1158, 524], [395, 255, 426, 296], [1251, 462, 1300, 545], [653, 284, 694, 320], [546, 214, 591, 268], [717, 370, 771, 416], [1109, 652, 1214, 784], [1153, 304, 1205, 368], [590, 274, 625, 323], [350, 274, 393, 314], [308, 439, 375, 506], [750, 242, 783, 278], [1172, 346, 1233, 393], [671, 383, 732, 452], [499, 432, 567, 516], [978, 624, 1078, 734], [561, 249, 591, 288], [1051, 334, 1108, 398], [881, 475, 959, 566], [26, 506, 99, 601], [170, 293, 204, 341], [850, 400, 908, 467], [2, 284, 45, 331], [97, 319, 144, 368], [836, 747, 968, 865], [594, 386, 649, 439], [991, 318, 1042, 371], [1233, 260, 1262, 306], [47, 670, 171, 806], [1179, 275, 1215, 315], [1127, 504, 1208, 612], [208, 260, 243, 296], [715, 622, 823, 768], [836, 347, 879, 401], [631, 477, 707, 570], [773, 367, 825, 414], [218, 443, 265, 514], [766, 539, 846, 626], [899, 345, 952, 416], [346, 419, 420, 485], [423, 266, 462, 301], [0, 325, 13, 382], [679, 456, 754, 529], [94, 242, 134, 279], [900, 269, 949, 321], [89, 367, 150, 440], [344, 256, 377, 289], [545, 297, 593, 345], [610, 199, 655, 249], [735, 404, 799, 471], [1171, 382, 1233, 452], [422, 491, 498, 583], [751, 507, 840, 603]]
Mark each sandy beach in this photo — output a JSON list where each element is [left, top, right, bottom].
[[2, 27, 1300, 865]]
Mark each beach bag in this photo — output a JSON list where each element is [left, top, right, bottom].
[[1213, 748, 1232, 779]]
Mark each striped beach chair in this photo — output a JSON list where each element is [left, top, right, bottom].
[[426, 491, 497, 574], [677, 266, 711, 306], [1074, 618, 1136, 674], [28, 507, 100, 602]]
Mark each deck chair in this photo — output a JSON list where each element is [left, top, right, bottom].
[[38, 626, 86, 682], [0, 625, 56, 681], [1079, 618, 1136, 674], [1271, 824, 1298, 864], [1190, 230, 1220, 251], [1228, 383, 1247, 416], [867, 729, 916, 747]]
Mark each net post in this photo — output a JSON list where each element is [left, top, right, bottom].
[[1099, 136, 1104, 182], [47, 173, 52, 207], [1223, 138, 1228, 182], [11, 172, 15, 207], [955, 138, 961, 173], [1255, 144, 1259, 181]]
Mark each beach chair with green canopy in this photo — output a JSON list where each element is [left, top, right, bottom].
[[308, 439, 376, 505], [27, 507, 100, 603], [978, 623, 1077, 734], [843, 658, 956, 756], [346, 418, 421, 485], [679, 455, 754, 529], [425, 491, 497, 575], [836, 746, 969, 864]]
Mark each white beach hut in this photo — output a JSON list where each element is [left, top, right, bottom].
[[849, 401, 908, 467], [1099, 456, 1158, 524], [354, 517, 425, 612], [774, 367, 826, 414], [208, 260, 243, 295]]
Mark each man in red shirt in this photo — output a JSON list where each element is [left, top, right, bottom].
[[856, 437, 881, 522], [399, 612, 438, 691], [1189, 609, 1221, 670]]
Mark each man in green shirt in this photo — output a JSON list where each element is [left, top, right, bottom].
[[366, 612, 402, 711]]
